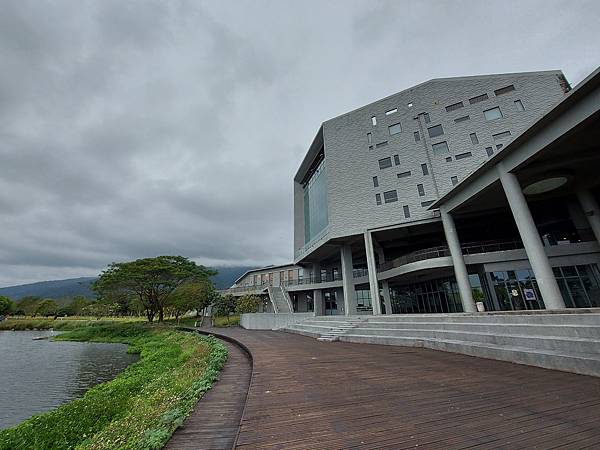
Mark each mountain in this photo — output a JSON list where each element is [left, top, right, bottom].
[[0, 266, 256, 300]]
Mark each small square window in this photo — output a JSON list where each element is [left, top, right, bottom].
[[407, 102, 413, 108], [403, 205, 411, 218], [414, 131, 420, 142], [378, 157, 392, 170], [397, 171, 411, 179], [417, 184, 425, 197], [368, 145, 373, 150], [486, 147, 494, 157], [494, 85, 515, 96], [483, 107, 503, 121], [496, 144, 503, 150], [421, 163, 429, 176], [432, 141, 449, 155], [373, 176, 379, 188], [470, 133, 479, 145], [445, 101, 464, 112], [385, 108, 398, 115], [515, 100, 525, 111], [451, 176, 459, 186], [367, 133, 372, 144], [428, 124, 444, 138], [375, 193, 382, 205], [383, 190, 398, 203], [371, 116, 377, 126], [423, 113, 431, 123], [393, 154, 400, 166], [445, 156, 452, 162], [389, 123, 402, 135]]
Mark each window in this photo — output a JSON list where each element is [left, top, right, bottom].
[[451, 176, 459, 186], [407, 102, 413, 108], [417, 184, 425, 196], [421, 163, 429, 175], [494, 84, 515, 96], [470, 133, 479, 144], [515, 100, 525, 111], [414, 131, 420, 142], [422, 112, 431, 123], [375, 193, 382, 205], [383, 190, 398, 203], [403, 205, 411, 218], [367, 133, 372, 144], [454, 115, 470, 123], [427, 124, 444, 138], [445, 156, 452, 162], [432, 141, 449, 155], [378, 157, 392, 169], [496, 143, 503, 150], [455, 151, 472, 160], [368, 145, 373, 150], [389, 123, 402, 135], [493, 131, 511, 140], [373, 176, 379, 188], [393, 154, 400, 166], [397, 171, 411, 178], [486, 146, 494, 156], [469, 93, 489, 104], [421, 200, 435, 207], [376, 141, 388, 148], [445, 101, 464, 112], [386, 108, 398, 115], [371, 116, 377, 126], [484, 106, 503, 121]]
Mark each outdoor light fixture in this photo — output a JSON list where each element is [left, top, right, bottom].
[[522, 176, 568, 195]]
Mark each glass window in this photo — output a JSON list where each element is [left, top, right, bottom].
[[397, 171, 411, 178], [375, 193, 382, 205], [484, 107, 503, 121], [470, 133, 479, 144], [445, 101, 464, 112], [451, 176, 458, 185], [469, 93, 489, 104], [428, 124, 444, 138], [421, 200, 435, 207], [383, 190, 398, 203], [493, 130, 511, 140], [494, 85, 515, 96], [376, 141, 388, 148], [421, 163, 429, 175], [303, 158, 329, 244], [454, 115, 470, 123], [414, 131, 420, 142], [393, 154, 400, 165], [367, 132, 372, 144], [371, 116, 377, 126], [455, 152, 472, 160], [417, 184, 425, 196], [385, 108, 398, 115], [378, 157, 392, 169], [432, 141, 449, 155], [407, 102, 413, 108], [486, 147, 494, 156], [389, 123, 402, 135], [496, 144, 503, 150], [403, 205, 410, 218], [372, 176, 378, 187], [515, 100, 525, 111], [423, 113, 431, 123]]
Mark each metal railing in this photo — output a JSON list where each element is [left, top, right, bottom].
[[223, 283, 272, 294], [283, 273, 343, 287]]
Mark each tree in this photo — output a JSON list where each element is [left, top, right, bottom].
[[212, 294, 237, 324], [168, 282, 202, 322], [36, 299, 58, 317], [235, 294, 261, 314], [93, 256, 216, 323], [65, 296, 88, 316], [0, 296, 15, 316], [17, 296, 43, 316]]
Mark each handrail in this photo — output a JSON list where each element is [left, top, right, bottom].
[[282, 273, 343, 287]]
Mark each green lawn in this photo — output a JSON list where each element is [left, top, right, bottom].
[[0, 322, 227, 450]]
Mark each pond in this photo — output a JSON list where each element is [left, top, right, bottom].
[[0, 330, 138, 429]]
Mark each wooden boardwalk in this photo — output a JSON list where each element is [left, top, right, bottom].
[[170, 328, 600, 449]]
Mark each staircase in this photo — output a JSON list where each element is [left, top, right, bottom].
[[268, 286, 293, 313], [283, 312, 600, 377]]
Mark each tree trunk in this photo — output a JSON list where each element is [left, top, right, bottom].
[[158, 307, 164, 323]]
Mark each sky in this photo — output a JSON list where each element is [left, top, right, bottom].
[[1, 0, 599, 287]]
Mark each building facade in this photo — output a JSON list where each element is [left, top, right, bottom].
[[288, 69, 600, 316]]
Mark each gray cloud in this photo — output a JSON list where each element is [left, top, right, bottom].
[[0, 0, 599, 286]]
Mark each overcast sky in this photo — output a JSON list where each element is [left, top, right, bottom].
[[1, 0, 599, 286]]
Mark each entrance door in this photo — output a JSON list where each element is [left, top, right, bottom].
[[324, 291, 338, 315]]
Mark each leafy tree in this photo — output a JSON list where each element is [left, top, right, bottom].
[[212, 294, 237, 324], [93, 256, 216, 323], [0, 295, 15, 315], [66, 295, 88, 316], [167, 283, 200, 322], [17, 296, 43, 316], [36, 299, 58, 317], [235, 294, 261, 314]]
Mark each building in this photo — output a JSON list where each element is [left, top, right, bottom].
[[287, 69, 600, 316]]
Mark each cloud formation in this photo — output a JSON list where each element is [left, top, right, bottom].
[[1, 0, 599, 286]]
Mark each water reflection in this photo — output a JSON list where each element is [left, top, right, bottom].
[[0, 330, 138, 429]]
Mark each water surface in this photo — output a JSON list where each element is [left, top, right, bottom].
[[0, 330, 138, 429]]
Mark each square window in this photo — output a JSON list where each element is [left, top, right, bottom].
[[470, 133, 479, 145], [383, 190, 398, 203], [376, 193, 382, 205], [417, 184, 425, 196], [385, 108, 398, 115], [389, 123, 402, 135], [515, 100, 525, 111], [469, 93, 489, 104], [393, 154, 400, 165], [486, 147, 494, 156], [483, 107, 503, 121], [421, 163, 429, 176], [445, 156, 452, 162], [403, 205, 410, 218], [378, 157, 392, 169], [371, 116, 377, 126], [367, 133, 372, 144], [451, 176, 459, 186], [373, 176, 379, 188], [414, 131, 420, 142], [432, 141, 449, 155], [445, 101, 464, 112], [428, 124, 444, 138], [494, 85, 515, 96]]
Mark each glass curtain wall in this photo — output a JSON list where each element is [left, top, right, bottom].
[[389, 277, 463, 314], [303, 158, 329, 244]]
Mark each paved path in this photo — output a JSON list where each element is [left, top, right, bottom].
[[171, 328, 600, 449]]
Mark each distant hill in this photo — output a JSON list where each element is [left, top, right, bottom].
[[0, 266, 256, 300]]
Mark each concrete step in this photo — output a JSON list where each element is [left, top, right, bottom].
[[337, 334, 600, 377], [362, 313, 600, 326], [350, 327, 600, 353]]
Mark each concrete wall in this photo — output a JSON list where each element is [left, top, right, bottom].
[[240, 312, 314, 330]]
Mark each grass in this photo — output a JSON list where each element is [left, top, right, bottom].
[[213, 314, 240, 327], [0, 322, 227, 450], [0, 316, 141, 331]]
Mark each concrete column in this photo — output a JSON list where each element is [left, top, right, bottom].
[[381, 280, 392, 315], [497, 164, 566, 309], [440, 206, 476, 313], [340, 245, 356, 315], [364, 231, 382, 315], [313, 289, 324, 316], [577, 188, 600, 244]]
